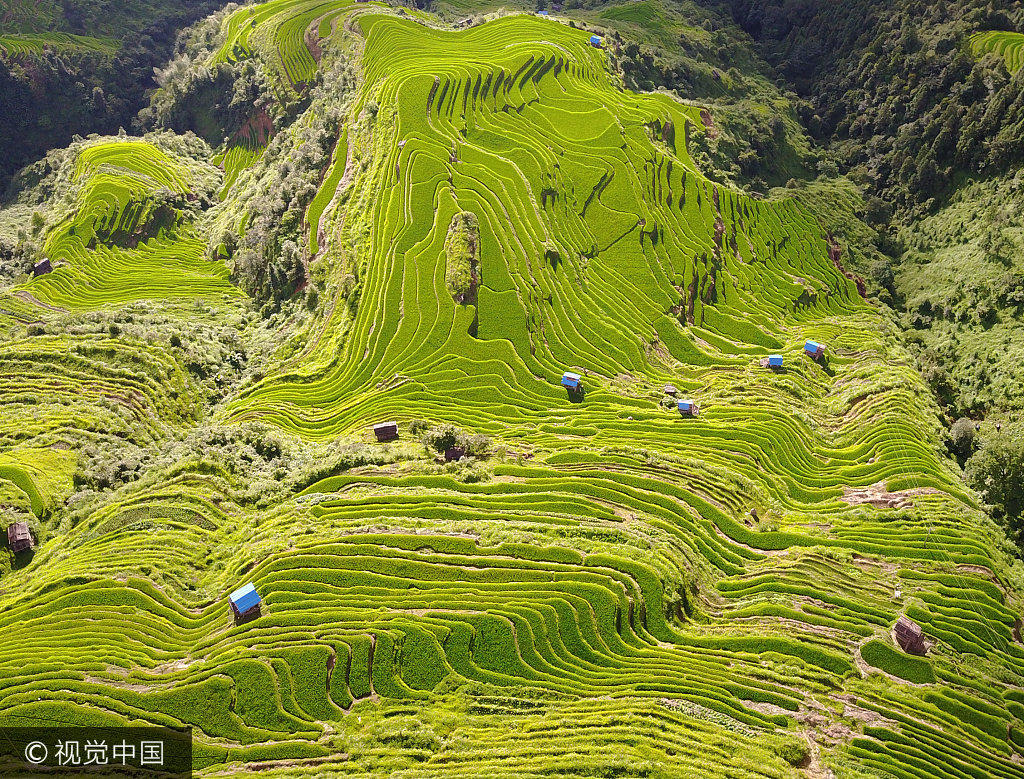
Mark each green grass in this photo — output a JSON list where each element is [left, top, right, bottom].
[[306, 129, 347, 254], [861, 639, 936, 684], [0, 448, 76, 518]]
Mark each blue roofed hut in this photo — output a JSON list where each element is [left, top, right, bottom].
[[804, 340, 826, 360], [767, 355, 783, 369], [561, 371, 582, 391], [677, 399, 697, 416], [590, 34, 603, 47], [229, 582, 262, 623]]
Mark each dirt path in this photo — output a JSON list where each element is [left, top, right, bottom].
[[841, 481, 941, 509], [13, 289, 67, 313]]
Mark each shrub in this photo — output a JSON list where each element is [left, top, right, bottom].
[[775, 737, 809, 767], [421, 424, 490, 456], [444, 212, 479, 302], [423, 424, 462, 453]]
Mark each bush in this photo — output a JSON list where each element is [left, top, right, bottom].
[[421, 424, 490, 456], [443, 212, 479, 302], [775, 737, 809, 767]]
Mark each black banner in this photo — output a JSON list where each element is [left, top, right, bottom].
[[0, 727, 191, 777]]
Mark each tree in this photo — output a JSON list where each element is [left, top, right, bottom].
[[948, 417, 977, 462], [965, 428, 1024, 545]]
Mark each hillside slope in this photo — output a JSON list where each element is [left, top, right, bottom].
[[1, 3, 1023, 777], [725, 0, 1024, 540], [0, 0, 224, 190]]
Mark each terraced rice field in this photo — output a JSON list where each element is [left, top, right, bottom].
[[969, 30, 1024, 73], [1, 5, 1023, 777], [211, 0, 368, 90], [0, 32, 116, 58], [22, 140, 241, 310]]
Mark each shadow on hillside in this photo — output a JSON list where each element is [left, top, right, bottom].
[[9, 548, 36, 570]]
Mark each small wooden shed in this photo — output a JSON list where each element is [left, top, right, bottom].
[[33, 258, 52, 277], [894, 615, 926, 655], [765, 354, 783, 369], [372, 421, 399, 442], [229, 582, 262, 623], [561, 371, 582, 391], [590, 35, 603, 48], [677, 399, 697, 416], [663, 384, 678, 396], [804, 340, 826, 360], [7, 522, 34, 553], [444, 446, 466, 462]]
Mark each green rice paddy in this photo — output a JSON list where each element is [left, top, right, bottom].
[[23, 139, 241, 310], [969, 31, 1024, 73], [0, 32, 117, 58], [1, 4, 1023, 777]]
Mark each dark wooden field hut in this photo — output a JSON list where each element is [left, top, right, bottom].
[[663, 384, 678, 396], [444, 446, 466, 462], [373, 421, 399, 442], [33, 258, 52, 277], [894, 615, 926, 655], [229, 582, 262, 624], [7, 522, 34, 553]]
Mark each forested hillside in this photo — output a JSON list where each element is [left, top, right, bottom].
[[1, 0, 1024, 777], [726, 0, 1024, 545], [0, 0, 224, 189]]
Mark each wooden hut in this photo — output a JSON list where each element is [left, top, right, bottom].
[[677, 399, 697, 416], [561, 371, 582, 392], [229, 582, 262, 624], [804, 340, 826, 360], [33, 258, 52, 277], [372, 421, 399, 442], [894, 615, 926, 655], [663, 384, 678, 396], [590, 34, 603, 48], [760, 354, 783, 370], [444, 446, 466, 462], [7, 522, 34, 553]]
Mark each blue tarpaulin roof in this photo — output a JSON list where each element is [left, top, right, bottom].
[[230, 582, 261, 614], [561, 371, 581, 388], [678, 400, 694, 413], [590, 35, 602, 44], [804, 340, 823, 352], [768, 355, 783, 366]]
